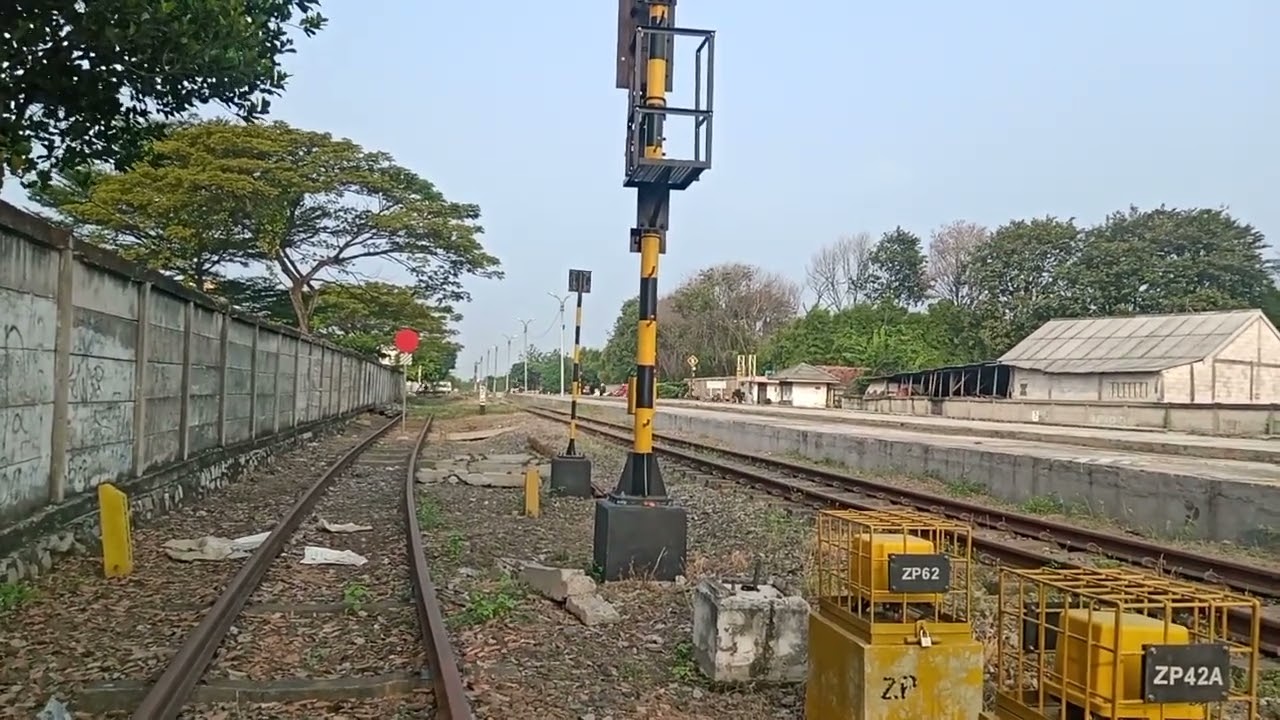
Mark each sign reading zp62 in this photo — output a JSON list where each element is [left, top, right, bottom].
[[1142, 643, 1230, 703], [886, 554, 951, 593]]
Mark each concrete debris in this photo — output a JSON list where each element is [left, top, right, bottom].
[[445, 426, 515, 442], [36, 697, 71, 720], [566, 593, 622, 626], [300, 546, 367, 566], [162, 531, 269, 562], [415, 453, 546, 489], [504, 559, 620, 626], [318, 518, 373, 534], [518, 562, 597, 602]]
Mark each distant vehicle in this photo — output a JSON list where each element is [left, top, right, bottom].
[[417, 381, 454, 396]]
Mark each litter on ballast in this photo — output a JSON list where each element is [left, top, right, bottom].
[[161, 531, 269, 562], [300, 546, 368, 566], [318, 518, 373, 534]]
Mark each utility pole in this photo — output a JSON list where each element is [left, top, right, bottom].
[[595, 0, 716, 583], [491, 344, 499, 393], [502, 334, 516, 392], [547, 292, 571, 396], [484, 346, 491, 393], [517, 318, 535, 391]]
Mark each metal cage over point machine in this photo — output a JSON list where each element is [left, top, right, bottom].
[[806, 508, 984, 719], [984, 566, 1262, 720]]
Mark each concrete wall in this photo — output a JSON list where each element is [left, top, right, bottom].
[[0, 201, 402, 530]]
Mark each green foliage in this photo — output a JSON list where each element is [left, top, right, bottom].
[[968, 216, 1083, 355], [867, 226, 928, 307], [600, 297, 639, 384], [39, 120, 502, 332], [2, 1, 326, 187]]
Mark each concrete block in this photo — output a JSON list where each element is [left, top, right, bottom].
[[692, 578, 809, 683], [566, 593, 621, 626], [519, 562, 596, 602], [458, 472, 523, 488]]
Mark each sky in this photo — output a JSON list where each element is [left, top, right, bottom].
[[8, 1, 1279, 378]]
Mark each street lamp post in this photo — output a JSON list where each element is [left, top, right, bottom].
[[517, 318, 535, 391], [547, 292, 571, 396]]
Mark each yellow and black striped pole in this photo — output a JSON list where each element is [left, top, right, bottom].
[[550, 268, 594, 497], [596, 0, 715, 581], [566, 288, 585, 455]]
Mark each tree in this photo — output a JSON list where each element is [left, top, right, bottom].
[[968, 216, 1082, 354], [601, 297, 639, 383], [42, 120, 503, 331], [664, 263, 801, 377], [867, 226, 928, 308], [805, 232, 875, 311], [310, 282, 459, 380], [1061, 206, 1276, 317], [927, 220, 989, 309], [1, 1, 326, 187]]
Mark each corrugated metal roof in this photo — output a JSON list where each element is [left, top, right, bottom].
[[998, 309, 1264, 374], [774, 362, 841, 383]]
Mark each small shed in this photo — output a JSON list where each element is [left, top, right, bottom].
[[999, 309, 1280, 404], [773, 363, 841, 408]]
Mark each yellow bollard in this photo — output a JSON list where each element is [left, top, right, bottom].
[[523, 466, 541, 518], [98, 483, 134, 578]]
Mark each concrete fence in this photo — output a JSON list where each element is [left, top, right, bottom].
[[849, 395, 1278, 437], [0, 200, 403, 530]]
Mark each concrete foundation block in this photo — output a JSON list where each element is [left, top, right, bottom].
[[692, 578, 809, 684]]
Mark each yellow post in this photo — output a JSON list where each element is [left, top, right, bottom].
[[626, 375, 637, 415], [523, 466, 541, 518], [98, 483, 134, 578]]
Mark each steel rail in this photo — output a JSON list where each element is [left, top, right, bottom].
[[133, 415, 404, 719], [404, 416, 473, 719], [527, 407, 1280, 655]]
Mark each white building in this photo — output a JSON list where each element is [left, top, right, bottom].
[[773, 363, 842, 408], [999, 309, 1280, 404]]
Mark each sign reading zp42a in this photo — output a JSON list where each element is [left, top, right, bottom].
[[886, 554, 951, 593], [1142, 643, 1231, 703]]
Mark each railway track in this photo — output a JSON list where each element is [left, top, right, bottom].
[[129, 413, 472, 720], [526, 406, 1280, 655]]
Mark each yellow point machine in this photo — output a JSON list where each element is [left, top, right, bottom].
[[806, 508, 984, 719], [984, 566, 1262, 720]]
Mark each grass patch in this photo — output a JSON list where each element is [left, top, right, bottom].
[[342, 581, 370, 612], [0, 581, 34, 614], [945, 479, 986, 497], [453, 577, 525, 627], [417, 495, 442, 529], [1020, 495, 1066, 515], [444, 531, 465, 561], [670, 640, 699, 682]]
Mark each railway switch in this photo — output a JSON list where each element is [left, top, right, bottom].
[[983, 567, 1262, 720], [805, 508, 983, 719]]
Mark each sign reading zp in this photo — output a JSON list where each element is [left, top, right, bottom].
[[568, 269, 593, 294]]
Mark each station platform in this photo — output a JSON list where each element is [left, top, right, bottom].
[[530, 396, 1280, 545], [585, 396, 1280, 464]]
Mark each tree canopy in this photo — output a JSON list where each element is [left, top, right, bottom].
[[35, 120, 502, 334], [1, 1, 325, 187], [587, 205, 1279, 388]]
